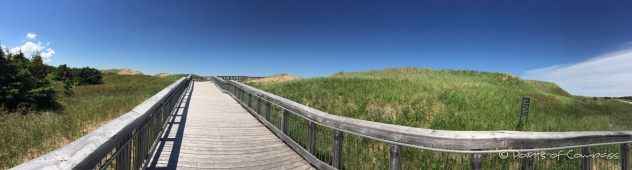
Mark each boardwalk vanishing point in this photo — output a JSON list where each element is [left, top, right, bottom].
[[13, 75, 632, 170], [146, 82, 314, 169]]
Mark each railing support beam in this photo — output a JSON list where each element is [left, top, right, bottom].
[[623, 143, 630, 170], [389, 144, 402, 170], [116, 143, 130, 169], [333, 130, 344, 169], [248, 93, 252, 108], [265, 101, 271, 121], [470, 149, 482, 170], [522, 149, 534, 170], [307, 121, 317, 154], [257, 96, 262, 114], [282, 110, 289, 134], [582, 147, 593, 170]]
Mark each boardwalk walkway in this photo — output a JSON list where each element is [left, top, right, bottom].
[[147, 82, 314, 170]]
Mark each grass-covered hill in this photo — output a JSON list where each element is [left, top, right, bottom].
[[245, 74, 301, 84], [154, 72, 171, 77], [100, 68, 144, 75], [247, 67, 632, 132]]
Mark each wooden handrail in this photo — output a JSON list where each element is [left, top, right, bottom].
[[217, 77, 632, 149], [213, 76, 632, 170], [13, 75, 192, 170]]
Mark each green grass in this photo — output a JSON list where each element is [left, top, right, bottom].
[[160, 74, 193, 82], [248, 67, 632, 132], [244, 67, 632, 169], [0, 74, 186, 169], [99, 69, 122, 75]]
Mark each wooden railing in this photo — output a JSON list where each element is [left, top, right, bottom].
[[214, 76, 264, 82], [13, 75, 192, 170], [211, 76, 632, 170]]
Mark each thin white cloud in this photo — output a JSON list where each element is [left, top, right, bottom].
[[524, 49, 632, 97], [9, 41, 55, 63], [1, 44, 5, 49], [40, 48, 55, 62], [27, 33, 37, 39]]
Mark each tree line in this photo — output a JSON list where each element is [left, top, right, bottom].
[[0, 49, 103, 112]]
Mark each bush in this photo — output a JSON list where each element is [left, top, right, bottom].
[[0, 50, 59, 111], [51, 65, 103, 90]]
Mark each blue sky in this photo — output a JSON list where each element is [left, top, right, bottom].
[[1, 1, 631, 96]]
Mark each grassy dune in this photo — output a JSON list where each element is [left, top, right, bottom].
[[245, 74, 301, 85], [248, 67, 632, 132], [0, 74, 184, 168], [245, 68, 632, 169]]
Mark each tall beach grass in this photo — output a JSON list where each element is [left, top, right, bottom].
[[0, 74, 184, 168], [247, 67, 632, 132]]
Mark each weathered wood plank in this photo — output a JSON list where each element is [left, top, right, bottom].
[[216, 81, 336, 170], [146, 82, 314, 169]]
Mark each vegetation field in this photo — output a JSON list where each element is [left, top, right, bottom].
[[244, 68, 632, 169], [247, 67, 632, 132], [0, 74, 185, 168], [244, 74, 302, 85], [100, 68, 144, 75]]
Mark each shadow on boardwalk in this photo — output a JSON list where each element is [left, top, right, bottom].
[[145, 82, 313, 170], [146, 83, 193, 170]]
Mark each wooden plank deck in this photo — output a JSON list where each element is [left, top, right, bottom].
[[147, 82, 314, 170]]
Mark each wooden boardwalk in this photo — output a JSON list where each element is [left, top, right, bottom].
[[147, 82, 314, 170]]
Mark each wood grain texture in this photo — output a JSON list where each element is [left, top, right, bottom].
[[219, 77, 632, 150], [146, 82, 314, 170]]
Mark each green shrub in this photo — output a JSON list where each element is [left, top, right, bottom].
[[0, 50, 58, 111]]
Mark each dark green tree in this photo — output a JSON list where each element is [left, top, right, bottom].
[[26, 52, 57, 109], [51, 64, 71, 83], [0, 49, 58, 111], [78, 67, 103, 85]]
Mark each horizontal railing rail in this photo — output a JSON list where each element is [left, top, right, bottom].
[[13, 75, 192, 170], [211, 76, 632, 170], [214, 76, 264, 82]]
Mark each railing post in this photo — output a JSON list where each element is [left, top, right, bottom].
[[308, 121, 317, 154], [282, 110, 289, 134], [582, 147, 593, 170], [265, 101, 271, 121], [333, 130, 344, 169], [389, 144, 402, 170], [116, 142, 130, 169], [521, 149, 534, 170], [470, 149, 482, 170], [239, 88, 243, 101], [623, 143, 630, 170], [248, 93, 252, 107], [134, 130, 141, 169], [257, 96, 262, 114]]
